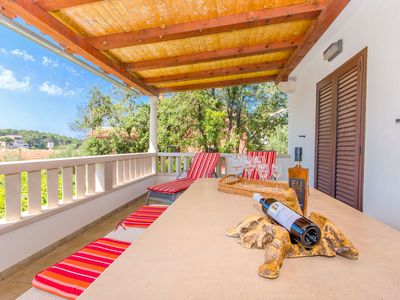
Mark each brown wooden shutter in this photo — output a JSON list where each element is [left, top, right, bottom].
[[335, 63, 361, 208], [315, 49, 366, 211], [315, 81, 335, 196]]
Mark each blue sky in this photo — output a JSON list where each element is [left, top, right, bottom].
[[0, 19, 148, 138]]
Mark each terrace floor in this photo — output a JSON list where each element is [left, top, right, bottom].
[[0, 194, 160, 300]]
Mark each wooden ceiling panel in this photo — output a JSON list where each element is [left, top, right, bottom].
[[158, 75, 277, 93], [54, 0, 311, 37], [3, 0, 350, 94], [135, 50, 293, 78], [154, 70, 280, 88], [108, 20, 313, 63]]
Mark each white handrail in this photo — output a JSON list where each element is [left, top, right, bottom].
[[0, 152, 156, 223], [0, 152, 155, 175]]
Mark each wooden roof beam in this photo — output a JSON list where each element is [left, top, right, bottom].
[[143, 60, 286, 85], [275, 0, 351, 83], [125, 39, 300, 72], [0, 0, 158, 95], [34, 0, 102, 11], [158, 75, 277, 93], [89, 3, 324, 50]]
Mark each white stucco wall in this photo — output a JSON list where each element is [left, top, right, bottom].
[[288, 0, 400, 229]]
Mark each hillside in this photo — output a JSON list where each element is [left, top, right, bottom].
[[0, 129, 82, 149]]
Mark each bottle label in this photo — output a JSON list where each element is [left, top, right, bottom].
[[289, 178, 306, 211], [267, 201, 301, 231]]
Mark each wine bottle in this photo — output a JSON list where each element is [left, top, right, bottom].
[[253, 193, 321, 248], [288, 147, 309, 215]]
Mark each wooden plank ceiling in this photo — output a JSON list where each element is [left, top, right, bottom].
[[0, 0, 350, 96]]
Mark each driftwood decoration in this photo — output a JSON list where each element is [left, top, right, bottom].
[[226, 211, 358, 279]]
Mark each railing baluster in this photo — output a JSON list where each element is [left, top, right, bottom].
[[151, 156, 157, 175], [47, 168, 59, 208], [184, 157, 189, 172], [86, 164, 96, 195], [216, 158, 223, 178], [28, 170, 42, 214], [76, 165, 86, 199], [140, 158, 146, 177], [168, 156, 173, 174], [62, 167, 73, 204], [117, 160, 124, 185], [104, 161, 114, 192], [124, 160, 130, 182], [176, 156, 181, 175], [130, 159, 136, 180], [5, 173, 21, 222], [112, 161, 117, 187], [160, 156, 166, 174]]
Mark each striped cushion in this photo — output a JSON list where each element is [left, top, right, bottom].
[[186, 152, 220, 179], [32, 238, 131, 299], [147, 178, 195, 194], [242, 151, 277, 180], [123, 205, 168, 228]]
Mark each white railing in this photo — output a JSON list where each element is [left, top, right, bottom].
[[0, 153, 156, 223], [157, 152, 291, 178]]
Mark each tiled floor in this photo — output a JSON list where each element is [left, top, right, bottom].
[[0, 195, 155, 300]]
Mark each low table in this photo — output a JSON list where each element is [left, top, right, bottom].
[[80, 179, 400, 299]]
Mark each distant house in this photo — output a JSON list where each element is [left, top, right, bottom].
[[0, 135, 29, 149]]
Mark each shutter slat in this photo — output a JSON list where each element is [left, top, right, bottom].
[[316, 81, 334, 196], [334, 63, 360, 209]]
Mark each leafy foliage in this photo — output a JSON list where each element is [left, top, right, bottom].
[[72, 83, 288, 156]]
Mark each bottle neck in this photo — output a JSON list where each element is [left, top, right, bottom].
[[295, 161, 302, 167]]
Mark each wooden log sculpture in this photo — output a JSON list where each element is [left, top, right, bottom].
[[226, 201, 359, 279]]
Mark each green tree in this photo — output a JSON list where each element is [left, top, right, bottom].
[[71, 87, 113, 132]]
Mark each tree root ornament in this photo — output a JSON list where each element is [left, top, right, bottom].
[[226, 211, 358, 279]]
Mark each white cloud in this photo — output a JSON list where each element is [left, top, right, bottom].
[[10, 49, 35, 61], [39, 81, 75, 96], [63, 63, 80, 77], [0, 66, 30, 91], [0, 48, 8, 55], [42, 56, 59, 68]]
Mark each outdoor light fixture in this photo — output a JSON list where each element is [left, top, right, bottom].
[[323, 39, 343, 61]]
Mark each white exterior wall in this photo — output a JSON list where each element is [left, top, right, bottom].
[[288, 0, 400, 229]]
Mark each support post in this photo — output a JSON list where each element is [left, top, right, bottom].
[[149, 95, 158, 153]]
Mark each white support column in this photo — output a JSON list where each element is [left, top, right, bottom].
[[149, 95, 158, 153]]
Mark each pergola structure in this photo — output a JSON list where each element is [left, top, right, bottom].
[[0, 0, 349, 96]]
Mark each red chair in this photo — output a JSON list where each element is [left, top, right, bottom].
[[242, 151, 276, 180], [147, 152, 220, 204]]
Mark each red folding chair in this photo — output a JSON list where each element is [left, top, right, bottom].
[[147, 152, 220, 204], [242, 151, 276, 180]]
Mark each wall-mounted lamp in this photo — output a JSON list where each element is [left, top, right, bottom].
[[323, 39, 343, 62]]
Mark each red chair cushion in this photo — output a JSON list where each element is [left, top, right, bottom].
[[122, 205, 168, 228], [242, 151, 277, 180], [147, 178, 195, 194], [186, 152, 220, 179], [32, 238, 131, 299]]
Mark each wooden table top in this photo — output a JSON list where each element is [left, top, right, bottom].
[[80, 179, 400, 300]]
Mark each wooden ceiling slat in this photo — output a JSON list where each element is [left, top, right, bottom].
[[158, 75, 276, 93], [34, 0, 102, 11], [88, 3, 323, 50], [143, 60, 286, 84], [276, 0, 351, 83], [125, 39, 300, 71], [0, 0, 158, 95]]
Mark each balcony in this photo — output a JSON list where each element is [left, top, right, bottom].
[[0, 0, 399, 299]]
